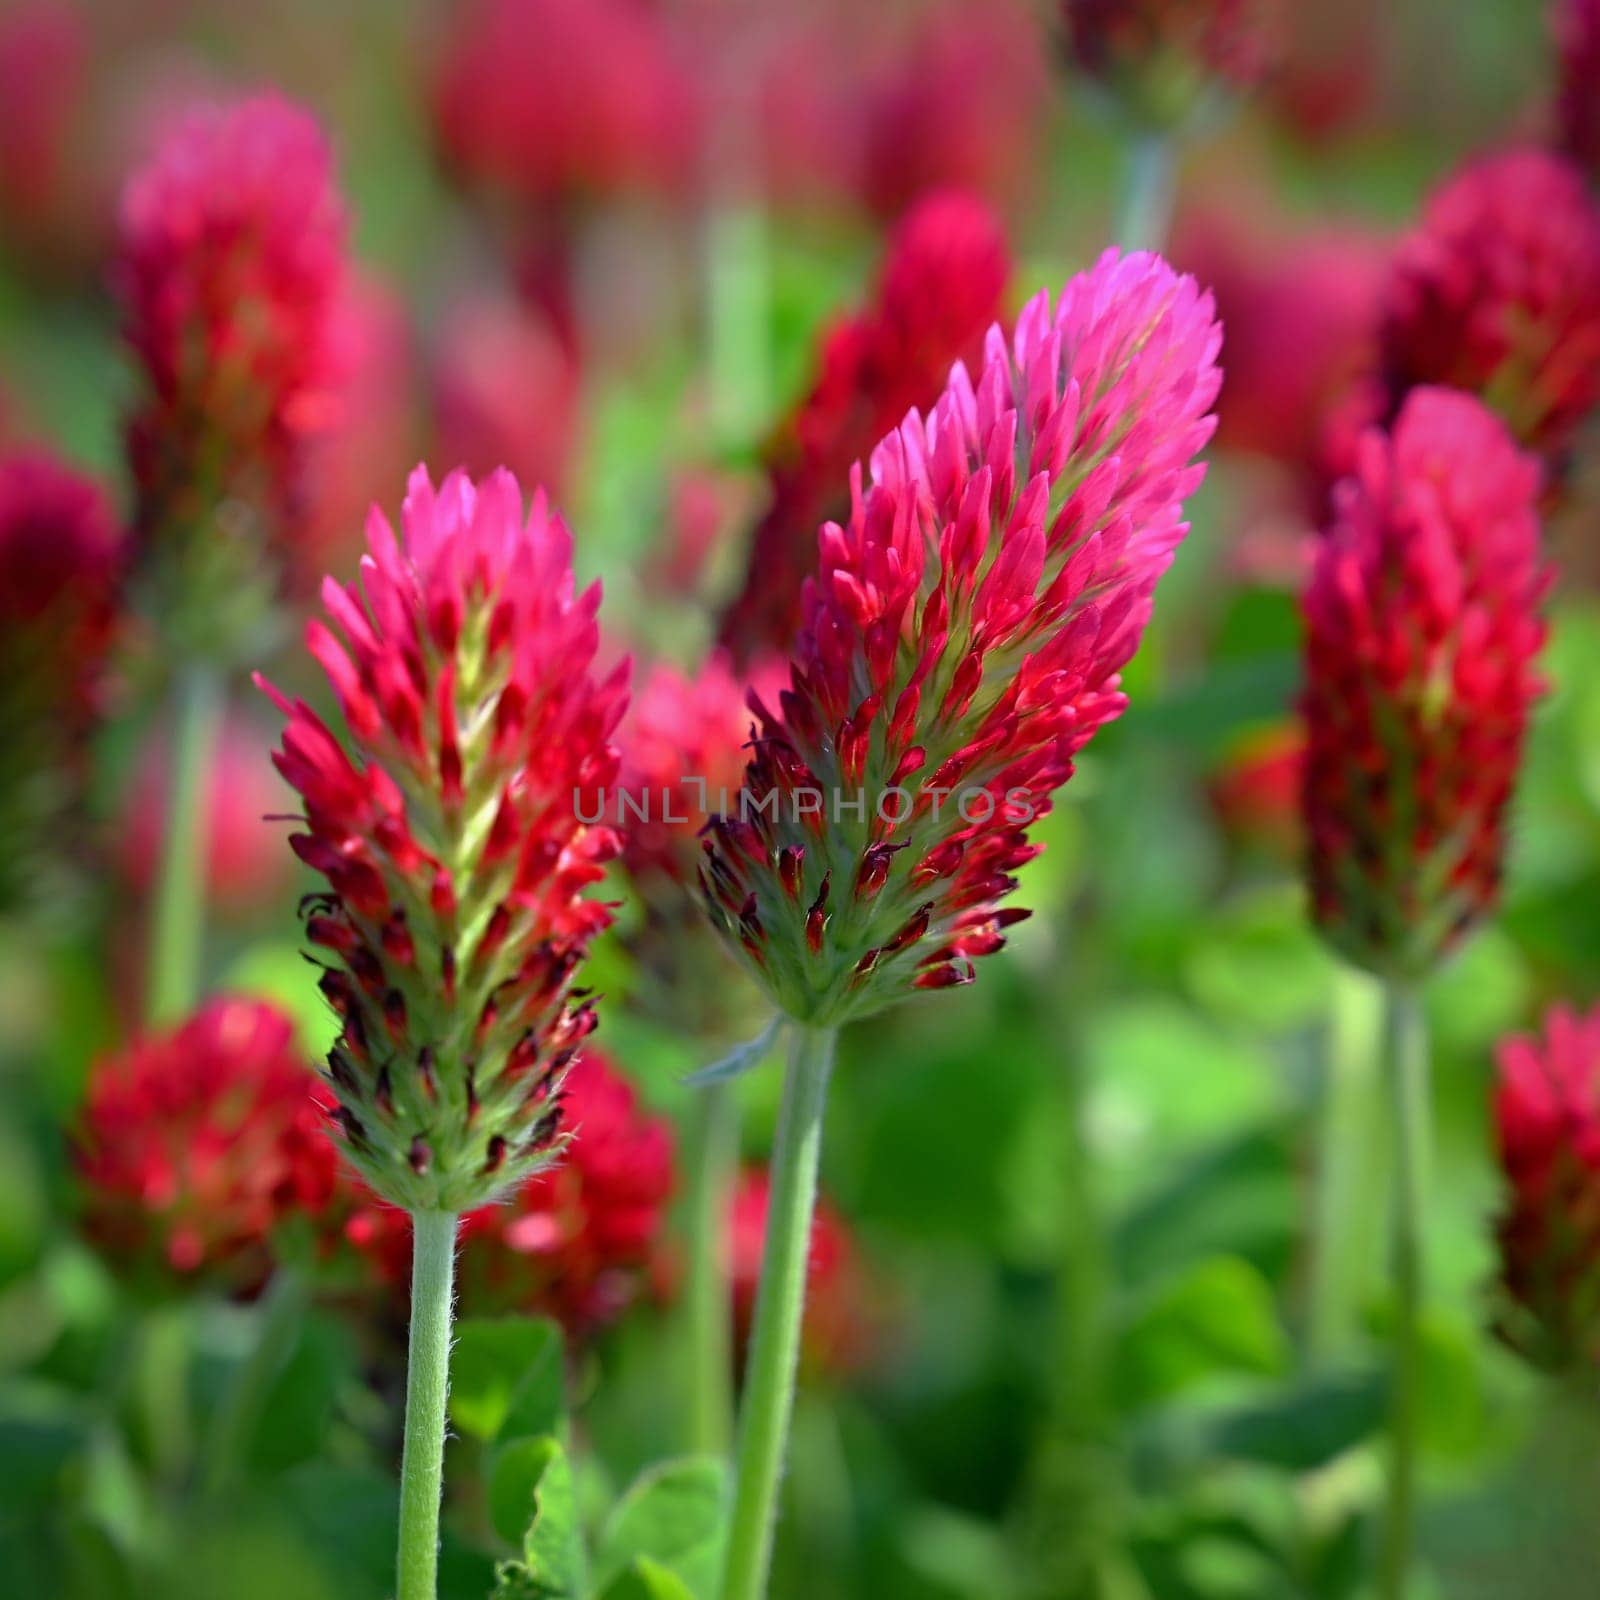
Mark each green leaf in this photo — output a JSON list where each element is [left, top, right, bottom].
[[1207, 1370, 1387, 1471], [594, 1456, 728, 1599], [1114, 1257, 1290, 1412], [487, 1436, 587, 1597], [449, 1317, 565, 1444], [594, 1557, 699, 1600], [681, 1016, 782, 1087]]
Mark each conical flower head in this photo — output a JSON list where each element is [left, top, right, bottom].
[[260, 466, 628, 1213], [75, 999, 338, 1288], [1554, 0, 1600, 182], [701, 249, 1221, 1024], [1301, 388, 1548, 980], [1063, 0, 1284, 128], [116, 92, 348, 659], [718, 189, 1011, 667], [1380, 147, 1600, 461], [1493, 1003, 1600, 1371]]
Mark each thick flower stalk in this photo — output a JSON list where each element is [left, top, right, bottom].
[[0, 449, 122, 915], [1301, 387, 1549, 981], [76, 998, 339, 1288], [718, 190, 1011, 666], [261, 465, 626, 1214], [1062, 0, 1285, 128], [116, 91, 348, 651], [1494, 1003, 1600, 1371], [701, 249, 1222, 1027], [346, 1048, 675, 1335], [1554, 0, 1600, 181], [1380, 148, 1600, 463]]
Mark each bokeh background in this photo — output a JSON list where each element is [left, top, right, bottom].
[[2, 1, 1598, 1597]]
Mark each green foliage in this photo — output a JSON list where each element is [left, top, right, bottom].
[[593, 1457, 728, 1599], [490, 1437, 587, 1598], [450, 1318, 566, 1445]]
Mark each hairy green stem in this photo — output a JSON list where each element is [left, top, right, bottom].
[[1308, 968, 1385, 1363], [685, 1079, 739, 1457], [145, 666, 223, 1023], [1117, 132, 1178, 253], [718, 1025, 835, 1600], [397, 1210, 459, 1600], [1378, 984, 1429, 1600], [203, 1266, 307, 1495]]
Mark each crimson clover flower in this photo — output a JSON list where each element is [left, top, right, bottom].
[[115, 92, 348, 656], [1380, 147, 1600, 463], [76, 998, 338, 1288], [700, 249, 1222, 1024], [259, 466, 628, 1214], [1554, 0, 1600, 181], [1301, 388, 1549, 980], [1494, 1003, 1600, 1370]]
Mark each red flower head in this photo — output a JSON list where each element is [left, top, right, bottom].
[[76, 998, 339, 1287], [1494, 1003, 1600, 1370], [1208, 721, 1306, 862], [429, 0, 690, 209], [855, 0, 1050, 219], [0, 449, 122, 911], [1063, 0, 1285, 127], [702, 250, 1221, 1023], [729, 1166, 866, 1378], [348, 1049, 675, 1336], [119, 709, 294, 917], [115, 92, 348, 655], [1381, 148, 1600, 461], [719, 190, 1011, 667], [1301, 388, 1549, 980], [1554, 0, 1600, 181], [431, 290, 582, 502], [259, 465, 629, 1213]]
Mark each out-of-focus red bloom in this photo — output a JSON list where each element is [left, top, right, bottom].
[[429, 0, 690, 208], [1301, 388, 1549, 979], [1494, 1003, 1600, 1369], [1063, 0, 1285, 126], [855, 0, 1049, 218], [116, 92, 348, 644], [1208, 722, 1305, 860], [703, 250, 1221, 1021], [1174, 204, 1388, 468], [260, 466, 627, 1213], [431, 291, 582, 502], [729, 1166, 866, 1377], [718, 190, 1011, 666], [619, 653, 758, 888], [76, 998, 339, 1286], [346, 1049, 675, 1336], [119, 710, 293, 916], [1554, 0, 1600, 180], [1380, 148, 1600, 460], [0, 2, 93, 270], [0, 449, 123, 911], [1262, 0, 1381, 145], [301, 276, 423, 589]]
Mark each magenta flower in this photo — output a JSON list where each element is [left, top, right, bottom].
[[259, 466, 628, 1213], [1554, 0, 1600, 181], [701, 250, 1221, 1022], [116, 92, 347, 649], [1301, 388, 1549, 979]]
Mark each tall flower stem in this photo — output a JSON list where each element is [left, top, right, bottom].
[[718, 1025, 835, 1600], [1379, 983, 1429, 1600], [1116, 131, 1177, 252], [684, 1079, 738, 1456], [1308, 968, 1385, 1363], [397, 1210, 459, 1600], [145, 664, 222, 1023]]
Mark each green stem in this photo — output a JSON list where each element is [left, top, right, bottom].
[[1378, 983, 1429, 1600], [685, 1080, 739, 1457], [1116, 132, 1178, 253], [1308, 968, 1385, 1363], [718, 1025, 835, 1600], [705, 199, 770, 452], [202, 1267, 307, 1496], [397, 1210, 459, 1600], [145, 666, 223, 1023]]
